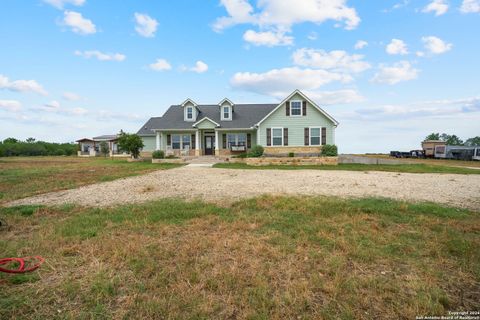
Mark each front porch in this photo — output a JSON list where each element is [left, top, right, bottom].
[[154, 128, 256, 157]]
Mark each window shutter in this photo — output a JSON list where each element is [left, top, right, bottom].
[[247, 133, 251, 148], [267, 128, 271, 146], [302, 101, 307, 116], [222, 134, 227, 149], [191, 134, 196, 149], [304, 128, 309, 146], [322, 127, 327, 145], [283, 128, 288, 146], [167, 134, 171, 146], [286, 101, 290, 116]]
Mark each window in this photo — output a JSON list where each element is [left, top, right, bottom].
[[272, 128, 283, 146], [171, 134, 191, 150], [310, 127, 321, 145], [186, 107, 193, 120], [227, 133, 246, 148], [182, 135, 191, 149], [172, 135, 181, 149], [223, 106, 230, 119], [290, 100, 302, 116]]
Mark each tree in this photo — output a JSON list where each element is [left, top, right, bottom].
[[440, 134, 464, 146], [117, 131, 144, 159], [3, 138, 18, 144], [465, 136, 480, 146], [99, 141, 109, 157], [424, 133, 440, 141], [26, 137, 36, 143]]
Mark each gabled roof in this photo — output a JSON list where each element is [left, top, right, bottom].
[[138, 104, 277, 132], [193, 116, 220, 127], [218, 98, 234, 106], [180, 98, 197, 107], [137, 90, 339, 134], [255, 89, 339, 126]]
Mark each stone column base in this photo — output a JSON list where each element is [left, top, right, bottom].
[[195, 149, 201, 156]]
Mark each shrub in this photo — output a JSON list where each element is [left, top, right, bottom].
[[248, 145, 264, 157], [321, 144, 338, 156], [152, 150, 165, 159], [288, 152, 295, 157]]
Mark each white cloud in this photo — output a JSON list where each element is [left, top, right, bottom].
[[386, 39, 408, 55], [62, 92, 81, 101], [350, 97, 480, 120], [45, 100, 61, 109], [354, 40, 368, 50], [292, 48, 371, 73], [63, 10, 96, 35], [243, 29, 293, 46], [149, 59, 172, 71], [0, 74, 48, 96], [43, 0, 85, 9], [422, 36, 452, 54], [416, 51, 425, 57], [460, 0, 480, 13], [0, 100, 22, 112], [74, 50, 126, 61], [213, 0, 360, 45], [303, 89, 365, 105], [134, 13, 158, 38], [422, 0, 449, 16], [190, 61, 209, 73], [230, 67, 352, 97], [372, 61, 419, 85]]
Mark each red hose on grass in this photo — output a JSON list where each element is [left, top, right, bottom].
[[0, 256, 45, 274]]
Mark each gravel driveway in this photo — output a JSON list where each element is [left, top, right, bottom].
[[7, 167, 480, 210]]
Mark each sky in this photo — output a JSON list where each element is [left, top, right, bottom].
[[0, 0, 479, 153]]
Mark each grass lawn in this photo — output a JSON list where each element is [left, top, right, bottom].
[[214, 162, 480, 174], [0, 196, 479, 319], [0, 157, 182, 204]]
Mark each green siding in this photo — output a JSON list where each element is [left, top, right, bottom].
[[141, 136, 156, 151], [257, 93, 336, 146], [196, 118, 217, 129]]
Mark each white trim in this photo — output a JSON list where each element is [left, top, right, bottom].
[[289, 100, 303, 117], [309, 126, 322, 146], [195, 130, 200, 150], [169, 133, 192, 150], [192, 117, 220, 128], [155, 131, 161, 150], [218, 98, 234, 106], [185, 106, 194, 121], [221, 104, 232, 121], [215, 128, 254, 131], [215, 130, 219, 151], [152, 129, 196, 132], [180, 98, 197, 107], [271, 127, 284, 147], [255, 89, 339, 126]]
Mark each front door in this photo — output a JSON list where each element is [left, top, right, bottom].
[[204, 136, 214, 155]]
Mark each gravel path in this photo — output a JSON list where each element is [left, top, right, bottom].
[[6, 167, 480, 210]]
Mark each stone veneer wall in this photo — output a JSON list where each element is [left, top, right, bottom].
[[230, 156, 338, 166], [263, 146, 323, 156]]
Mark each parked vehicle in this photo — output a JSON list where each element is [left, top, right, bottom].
[[434, 145, 480, 161]]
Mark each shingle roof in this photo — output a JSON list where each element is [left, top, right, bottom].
[[92, 134, 118, 141], [137, 104, 278, 135]]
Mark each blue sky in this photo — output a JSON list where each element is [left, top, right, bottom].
[[0, 0, 479, 153]]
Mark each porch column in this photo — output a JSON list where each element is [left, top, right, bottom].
[[215, 130, 219, 156], [155, 131, 161, 150], [195, 130, 200, 156]]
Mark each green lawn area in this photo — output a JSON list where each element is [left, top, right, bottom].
[[0, 157, 182, 203], [1, 196, 478, 319], [214, 162, 480, 174]]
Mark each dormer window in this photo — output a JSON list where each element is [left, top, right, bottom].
[[186, 107, 193, 120], [219, 98, 234, 121], [223, 106, 230, 119], [181, 98, 197, 122]]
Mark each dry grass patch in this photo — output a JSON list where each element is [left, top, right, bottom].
[[0, 196, 479, 319], [0, 157, 182, 203]]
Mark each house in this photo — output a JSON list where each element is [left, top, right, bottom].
[[137, 90, 339, 157], [76, 134, 127, 157]]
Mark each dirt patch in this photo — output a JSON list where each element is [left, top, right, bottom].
[[6, 166, 480, 210]]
